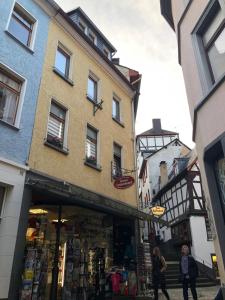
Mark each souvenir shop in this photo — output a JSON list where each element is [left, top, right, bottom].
[[18, 173, 139, 300]]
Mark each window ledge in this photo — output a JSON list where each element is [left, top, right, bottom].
[[112, 117, 125, 128], [86, 95, 98, 104], [5, 30, 34, 54], [44, 141, 69, 155], [0, 119, 19, 131], [84, 160, 102, 172], [53, 67, 74, 86]]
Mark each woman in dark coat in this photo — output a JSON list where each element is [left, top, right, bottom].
[[152, 247, 170, 300]]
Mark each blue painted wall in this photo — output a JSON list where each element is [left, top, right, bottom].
[[0, 0, 49, 164]]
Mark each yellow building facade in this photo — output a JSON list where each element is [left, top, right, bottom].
[[29, 17, 138, 207]]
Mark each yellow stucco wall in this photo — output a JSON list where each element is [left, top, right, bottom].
[[29, 20, 138, 207]]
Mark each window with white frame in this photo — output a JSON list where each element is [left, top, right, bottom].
[[47, 101, 67, 149], [86, 125, 98, 165], [113, 143, 122, 177], [112, 97, 120, 121], [198, 1, 225, 84], [0, 186, 5, 218], [87, 75, 98, 103], [0, 68, 22, 125], [8, 3, 36, 48], [55, 45, 71, 78]]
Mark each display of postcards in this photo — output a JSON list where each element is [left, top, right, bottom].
[[26, 249, 36, 260], [32, 284, 39, 293], [24, 260, 34, 269], [21, 289, 32, 300], [32, 294, 37, 300], [24, 270, 34, 280], [22, 280, 33, 290]]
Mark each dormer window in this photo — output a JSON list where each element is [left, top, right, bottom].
[[88, 30, 96, 45], [78, 19, 87, 34], [103, 46, 110, 59]]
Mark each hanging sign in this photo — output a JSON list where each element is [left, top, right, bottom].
[[114, 176, 134, 189], [150, 206, 166, 217]]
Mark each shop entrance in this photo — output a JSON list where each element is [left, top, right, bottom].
[[20, 203, 136, 299]]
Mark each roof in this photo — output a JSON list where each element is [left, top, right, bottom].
[[160, 0, 175, 30], [138, 128, 178, 137], [144, 138, 191, 160], [67, 7, 117, 52], [137, 119, 178, 137], [152, 149, 197, 201], [53, 6, 140, 92]]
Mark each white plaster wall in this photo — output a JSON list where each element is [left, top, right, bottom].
[[148, 143, 188, 194], [190, 216, 215, 268], [159, 226, 172, 242], [0, 159, 26, 299]]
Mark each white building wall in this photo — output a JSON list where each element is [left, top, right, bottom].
[[0, 158, 27, 299], [148, 143, 188, 195], [190, 216, 215, 268]]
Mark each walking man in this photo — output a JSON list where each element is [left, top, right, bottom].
[[180, 244, 198, 300]]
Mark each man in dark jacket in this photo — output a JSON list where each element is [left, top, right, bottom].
[[179, 244, 199, 300]]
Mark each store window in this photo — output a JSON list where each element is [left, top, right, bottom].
[[47, 101, 67, 150], [215, 156, 225, 221], [20, 204, 136, 299], [87, 75, 98, 103], [8, 3, 36, 48], [113, 143, 122, 177], [55, 46, 71, 79], [86, 125, 98, 165], [0, 68, 22, 125]]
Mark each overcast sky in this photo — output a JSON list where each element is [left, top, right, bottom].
[[55, 0, 194, 147]]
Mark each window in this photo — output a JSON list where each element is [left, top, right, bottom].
[[86, 126, 98, 165], [88, 30, 96, 44], [78, 20, 87, 33], [47, 101, 66, 149], [0, 69, 21, 125], [55, 46, 70, 78], [200, 2, 225, 84], [8, 4, 35, 47], [112, 97, 120, 121], [113, 143, 122, 177], [87, 76, 98, 102], [0, 186, 5, 218], [103, 47, 110, 59]]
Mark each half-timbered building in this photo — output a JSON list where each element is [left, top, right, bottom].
[[152, 150, 216, 277]]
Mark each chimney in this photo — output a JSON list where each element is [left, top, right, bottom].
[[160, 161, 168, 187], [153, 119, 161, 133], [112, 58, 120, 65]]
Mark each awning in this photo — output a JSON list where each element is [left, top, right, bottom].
[[26, 170, 168, 226]]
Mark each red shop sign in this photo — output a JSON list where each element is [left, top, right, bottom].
[[114, 176, 135, 189]]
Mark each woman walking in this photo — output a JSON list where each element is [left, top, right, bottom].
[[152, 247, 170, 300]]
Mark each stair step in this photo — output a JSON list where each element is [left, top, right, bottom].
[[166, 282, 217, 289]]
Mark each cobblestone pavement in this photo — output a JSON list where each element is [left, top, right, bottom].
[[157, 285, 220, 300]]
